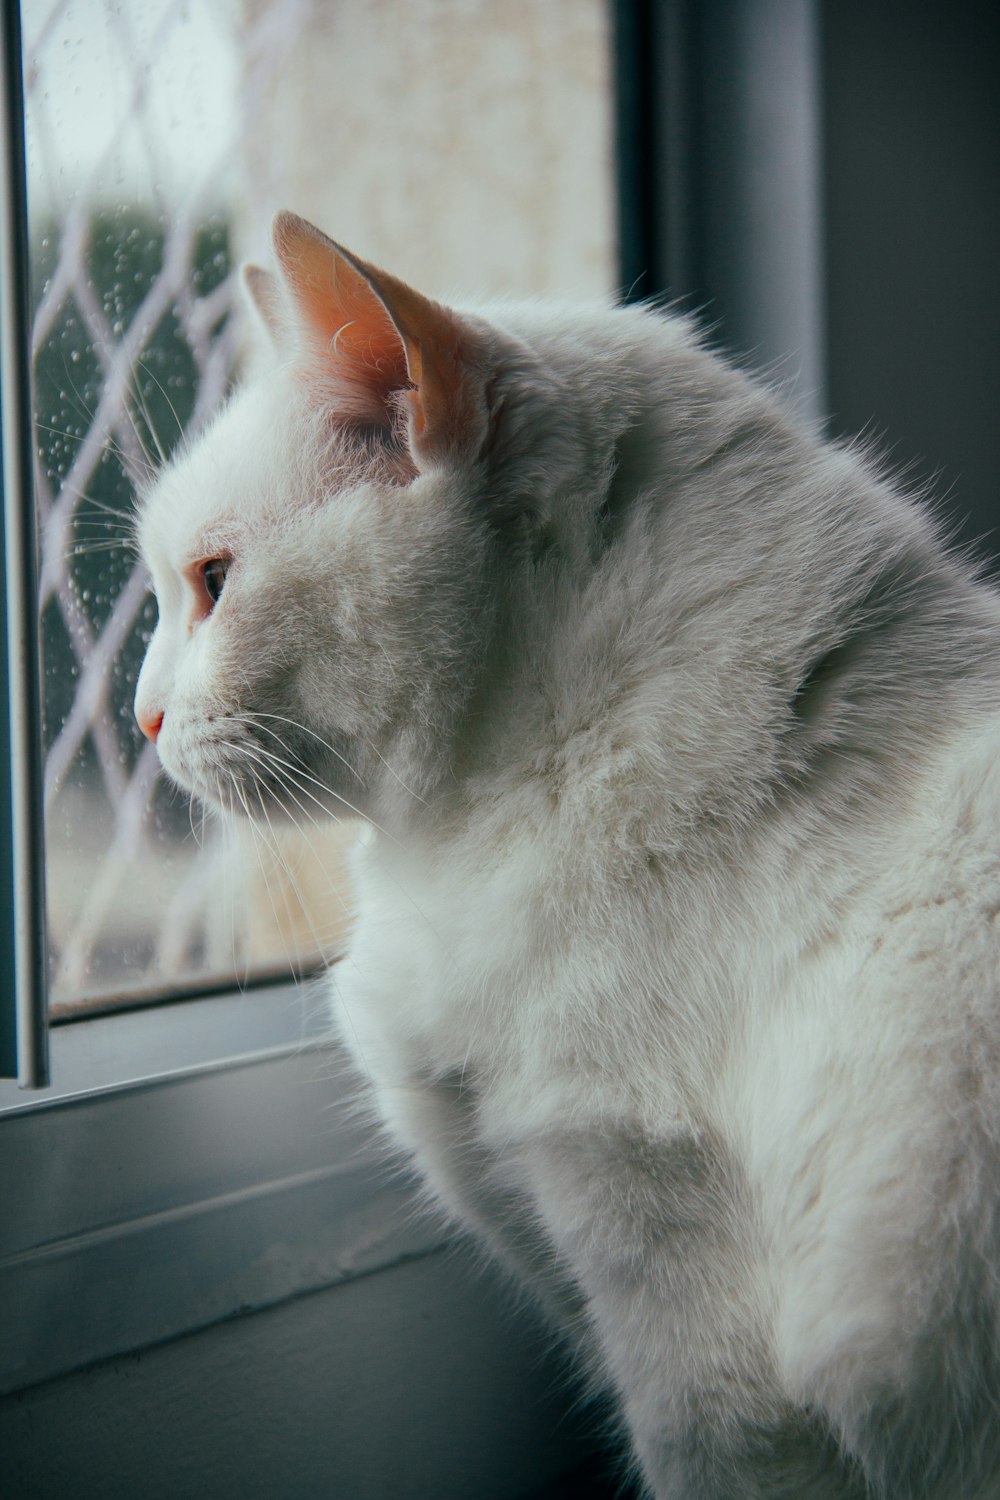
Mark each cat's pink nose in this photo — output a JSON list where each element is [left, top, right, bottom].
[[138, 708, 164, 744]]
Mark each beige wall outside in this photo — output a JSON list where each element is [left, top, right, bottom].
[[237, 0, 617, 300]]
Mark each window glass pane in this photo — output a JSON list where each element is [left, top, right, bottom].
[[25, 0, 614, 1015]]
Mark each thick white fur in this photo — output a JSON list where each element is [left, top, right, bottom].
[[136, 232, 1000, 1498]]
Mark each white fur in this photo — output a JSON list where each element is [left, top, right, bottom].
[[136, 228, 1000, 1498]]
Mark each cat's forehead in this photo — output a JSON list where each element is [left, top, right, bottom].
[[137, 380, 305, 568]]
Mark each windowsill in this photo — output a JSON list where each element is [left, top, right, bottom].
[[0, 974, 336, 1112], [0, 980, 447, 1396]]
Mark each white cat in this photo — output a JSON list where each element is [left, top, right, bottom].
[[134, 212, 1000, 1499]]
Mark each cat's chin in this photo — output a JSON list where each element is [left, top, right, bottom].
[[154, 712, 363, 828], [180, 772, 301, 827], [179, 763, 363, 832]]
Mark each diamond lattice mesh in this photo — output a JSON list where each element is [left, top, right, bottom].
[[25, 0, 613, 1010], [26, 0, 348, 1009]]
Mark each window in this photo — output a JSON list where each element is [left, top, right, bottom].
[[0, 0, 617, 1396], [21, 0, 619, 1021], [29, 1, 346, 1014]]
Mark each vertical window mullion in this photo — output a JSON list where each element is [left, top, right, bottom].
[[612, 0, 825, 420], [1, 0, 49, 1087], [611, 0, 662, 303]]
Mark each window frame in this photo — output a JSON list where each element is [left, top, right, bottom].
[[1, 0, 47, 1089], [612, 0, 824, 419], [2, 0, 825, 1399]]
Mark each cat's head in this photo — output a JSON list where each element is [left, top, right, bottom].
[[133, 213, 607, 828]]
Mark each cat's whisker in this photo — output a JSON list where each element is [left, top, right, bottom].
[[247, 767, 333, 976], [67, 543, 126, 558], [243, 720, 403, 847], [214, 741, 363, 991], [36, 407, 155, 487], [70, 522, 134, 541], [239, 721, 460, 959], [67, 522, 136, 550], [35, 419, 139, 480], [96, 363, 165, 480], [243, 768, 374, 1069], [243, 751, 360, 935], [238, 735, 337, 812], [216, 799, 246, 994], [128, 374, 169, 470], [67, 538, 137, 561], [363, 740, 428, 806], [246, 710, 363, 781], [186, 784, 203, 850], [229, 736, 337, 825], [70, 495, 134, 521], [237, 776, 299, 979], [135, 356, 186, 449], [239, 743, 327, 835]]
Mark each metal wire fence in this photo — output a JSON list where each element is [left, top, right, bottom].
[[26, 0, 612, 1010], [26, 0, 347, 1010]]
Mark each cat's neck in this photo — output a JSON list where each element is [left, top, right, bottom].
[[366, 338, 1000, 854]]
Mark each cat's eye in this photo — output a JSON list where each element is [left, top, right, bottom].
[[187, 555, 231, 618], [200, 557, 229, 609]]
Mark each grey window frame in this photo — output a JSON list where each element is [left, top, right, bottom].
[[1, 0, 47, 1090], [613, 0, 824, 419]]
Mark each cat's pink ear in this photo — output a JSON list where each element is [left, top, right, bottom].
[[240, 263, 285, 343], [273, 212, 490, 465]]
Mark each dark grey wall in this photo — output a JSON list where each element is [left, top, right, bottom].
[[0, 1247, 606, 1500], [625, 0, 999, 557], [822, 0, 1000, 562]]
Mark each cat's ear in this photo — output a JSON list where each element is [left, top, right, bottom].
[[272, 211, 491, 466], [240, 263, 285, 344]]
